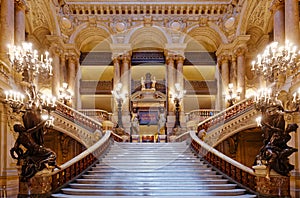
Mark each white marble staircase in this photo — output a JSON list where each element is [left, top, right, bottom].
[[52, 142, 256, 197]]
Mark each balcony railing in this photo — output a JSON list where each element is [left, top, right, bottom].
[[186, 109, 219, 122], [79, 109, 112, 122]]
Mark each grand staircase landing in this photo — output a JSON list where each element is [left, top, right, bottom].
[[52, 142, 256, 197]]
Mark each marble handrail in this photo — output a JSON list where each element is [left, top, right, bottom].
[[54, 101, 103, 132], [190, 131, 256, 192]]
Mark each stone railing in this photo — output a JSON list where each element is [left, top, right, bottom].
[[186, 109, 219, 123], [79, 109, 112, 122], [55, 101, 102, 131], [18, 131, 123, 197], [197, 97, 258, 147], [189, 131, 257, 194], [53, 101, 104, 147]]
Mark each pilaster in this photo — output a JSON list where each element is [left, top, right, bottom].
[[14, 0, 28, 45]]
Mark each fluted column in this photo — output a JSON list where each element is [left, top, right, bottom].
[[236, 47, 246, 99], [270, 0, 285, 45], [50, 46, 61, 97], [0, 0, 14, 63], [14, 0, 27, 45], [285, 0, 299, 45]]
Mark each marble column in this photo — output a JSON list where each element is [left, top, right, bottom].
[[285, 0, 299, 45], [270, 0, 285, 45], [113, 57, 121, 89], [236, 47, 246, 99], [14, 0, 27, 45], [121, 55, 130, 94], [176, 55, 184, 88], [50, 46, 61, 97], [230, 55, 237, 89], [220, 55, 230, 97], [121, 55, 130, 113], [67, 54, 77, 107], [166, 55, 175, 113], [0, 0, 14, 63], [176, 55, 186, 130], [60, 53, 67, 84]]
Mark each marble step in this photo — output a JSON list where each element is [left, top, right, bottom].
[[81, 174, 222, 180], [99, 161, 205, 165], [76, 179, 229, 185], [52, 194, 257, 198], [69, 183, 238, 190], [58, 188, 248, 196], [96, 163, 209, 169], [87, 168, 212, 173], [52, 142, 255, 197], [86, 171, 215, 177]]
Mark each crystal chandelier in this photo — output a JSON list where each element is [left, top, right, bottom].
[[251, 40, 299, 82]]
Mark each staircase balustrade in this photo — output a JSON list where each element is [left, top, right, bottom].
[[190, 131, 257, 194], [197, 97, 258, 147], [21, 131, 123, 196], [79, 109, 112, 122], [55, 101, 102, 132]]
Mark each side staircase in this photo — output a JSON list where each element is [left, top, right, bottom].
[[52, 141, 256, 197]]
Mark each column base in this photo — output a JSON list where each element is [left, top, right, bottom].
[[253, 165, 291, 197]]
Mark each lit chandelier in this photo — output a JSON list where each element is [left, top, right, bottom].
[[5, 42, 56, 124], [251, 40, 299, 82], [8, 42, 53, 80]]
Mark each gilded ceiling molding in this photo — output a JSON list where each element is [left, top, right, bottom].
[[248, 0, 272, 32]]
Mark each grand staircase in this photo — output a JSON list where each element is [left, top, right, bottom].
[[52, 141, 256, 197]]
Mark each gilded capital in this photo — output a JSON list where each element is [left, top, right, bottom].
[[15, 0, 29, 11], [166, 55, 175, 64], [234, 47, 247, 57], [269, 0, 284, 13], [218, 54, 230, 64]]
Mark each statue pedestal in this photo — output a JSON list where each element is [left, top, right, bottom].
[[18, 170, 52, 197], [253, 165, 291, 198]]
